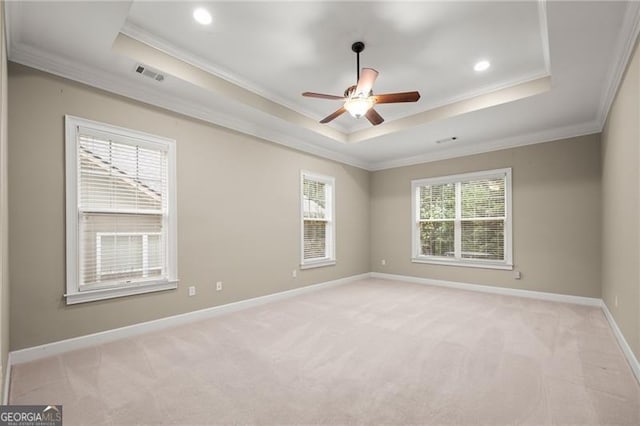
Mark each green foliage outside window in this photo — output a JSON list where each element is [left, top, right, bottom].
[[419, 177, 505, 260]]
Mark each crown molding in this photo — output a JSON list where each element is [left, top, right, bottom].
[[111, 33, 348, 144], [112, 29, 551, 143], [3, 1, 12, 56], [537, 0, 552, 74], [5, 0, 626, 174], [5, 41, 606, 173], [8, 42, 370, 170], [349, 75, 551, 144], [368, 119, 601, 171], [596, 0, 640, 129], [119, 21, 348, 134], [122, 18, 549, 138]]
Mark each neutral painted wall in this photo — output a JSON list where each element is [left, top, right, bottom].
[[601, 39, 640, 360], [8, 63, 370, 350], [1, 1, 9, 397], [371, 134, 602, 298]]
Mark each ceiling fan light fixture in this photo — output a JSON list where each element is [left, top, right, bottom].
[[344, 96, 374, 118], [302, 41, 419, 126]]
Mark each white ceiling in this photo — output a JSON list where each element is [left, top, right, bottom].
[[6, 1, 640, 170]]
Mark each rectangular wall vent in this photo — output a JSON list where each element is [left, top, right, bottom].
[[135, 64, 165, 82]]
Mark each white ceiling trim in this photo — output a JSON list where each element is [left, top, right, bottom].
[[403, 68, 550, 115], [112, 33, 348, 144], [348, 75, 551, 144], [122, 20, 552, 143], [537, 0, 552, 74], [5, 39, 611, 173], [5, 0, 637, 173], [7, 41, 370, 170], [120, 21, 346, 134], [116, 32, 554, 147], [3, 0, 13, 56], [596, 0, 640, 128], [368, 119, 602, 171]]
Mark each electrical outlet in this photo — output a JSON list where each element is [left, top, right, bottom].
[[292, 270, 297, 278], [615, 295, 618, 308], [216, 281, 222, 291], [381, 259, 386, 266], [514, 271, 521, 280], [188, 286, 196, 296]]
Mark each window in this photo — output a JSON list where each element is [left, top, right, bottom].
[[301, 171, 335, 268], [412, 168, 512, 269], [65, 116, 177, 304]]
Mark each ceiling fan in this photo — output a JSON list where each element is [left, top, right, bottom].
[[302, 41, 421, 126]]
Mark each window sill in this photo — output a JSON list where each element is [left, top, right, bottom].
[[65, 279, 178, 305], [411, 257, 513, 271], [300, 259, 336, 270]]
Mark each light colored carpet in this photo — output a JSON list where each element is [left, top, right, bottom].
[[9, 278, 640, 425]]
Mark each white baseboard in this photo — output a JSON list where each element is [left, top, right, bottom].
[[8, 271, 638, 399], [8, 273, 370, 367], [370, 272, 603, 306], [602, 302, 640, 384]]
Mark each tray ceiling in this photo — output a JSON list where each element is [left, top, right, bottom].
[[6, 1, 640, 169]]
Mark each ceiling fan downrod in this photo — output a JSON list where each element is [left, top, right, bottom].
[[352, 41, 365, 83]]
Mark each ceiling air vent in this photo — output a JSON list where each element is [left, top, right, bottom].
[[135, 64, 165, 82], [435, 136, 458, 144]]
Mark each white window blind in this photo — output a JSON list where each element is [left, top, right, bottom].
[[66, 116, 178, 304], [418, 182, 455, 257], [412, 168, 512, 269], [78, 130, 167, 287], [460, 177, 506, 260], [301, 172, 335, 268]]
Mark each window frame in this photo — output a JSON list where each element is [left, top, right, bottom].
[[300, 170, 336, 269], [65, 115, 178, 304], [411, 168, 513, 270]]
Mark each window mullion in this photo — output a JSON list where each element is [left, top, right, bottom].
[[454, 182, 462, 259]]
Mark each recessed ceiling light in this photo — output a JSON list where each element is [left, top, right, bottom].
[[474, 60, 491, 72], [193, 8, 212, 25]]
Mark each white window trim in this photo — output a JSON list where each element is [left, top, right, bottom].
[[300, 170, 336, 269], [65, 115, 178, 304], [411, 168, 513, 270]]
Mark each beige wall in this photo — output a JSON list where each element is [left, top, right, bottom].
[[6, 51, 627, 355], [601, 39, 640, 359], [1, 0, 9, 398], [8, 63, 370, 350], [371, 134, 602, 298]]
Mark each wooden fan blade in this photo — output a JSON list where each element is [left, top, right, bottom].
[[302, 92, 345, 100], [354, 68, 379, 97], [374, 91, 421, 104], [320, 106, 347, 124], [365, 108, 384, 126]]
